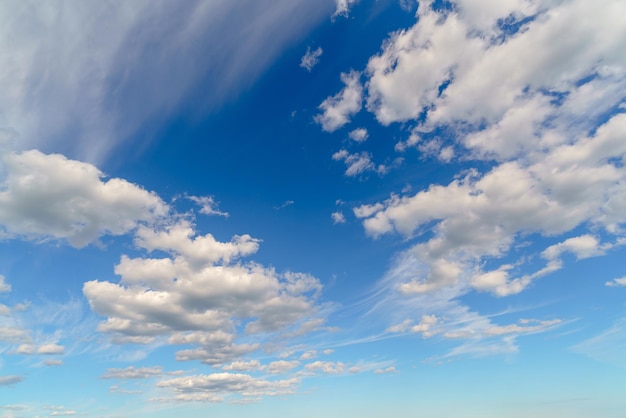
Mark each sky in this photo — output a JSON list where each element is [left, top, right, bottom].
[[1, 0, 626, 416]]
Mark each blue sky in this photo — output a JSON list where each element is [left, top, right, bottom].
[[1, 0, 626, 416]]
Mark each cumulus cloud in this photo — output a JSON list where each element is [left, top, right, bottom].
[[0, 275, 10, 293], [0, 148, 168, 247], [333, 0, 359, 18], [304, 361, 346, 374], [331, 211, 346, 224], [348, 128, 368, 142], [222, 360, 264, 372], [315, 71, 363, 132], [300, 46, 323, 71], [0, 0, 331, 163]]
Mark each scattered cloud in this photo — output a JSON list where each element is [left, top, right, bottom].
[[16, 343, 65, 355], [156, 372, 299, 403], [605, 277, 626, 287], [267, 360, 300, 374], [305, 361, 345, 374], [300, 46, 323, 71], [333, 0, 359, 19], [0, 275, 10, 293], [84, 219, 326, 370], [274, 200, 295, 210], [315, 71, 363, 132], [185, 195, 229, 217], [0, 148, 168, 247], [348, 128, 368, 142], [331, 211, 346, 224], [332, 150, 387, 177], [0, 0, 331, 163], [222, 360, 264, 372], [374, 366, 396, 374]]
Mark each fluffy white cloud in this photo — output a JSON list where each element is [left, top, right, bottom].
[[333, 0, 359, 18], [331, 211, 346, 224], [0, 0, 332, 163], [315, 71, 363, 132], [84, 219, 325, 369], [300, 46, 323, 71], [0, 148, 167, 247], [348, 128, 369, 142], [356, 113, 626, 296]]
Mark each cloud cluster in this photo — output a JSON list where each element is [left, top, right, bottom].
[[343, 0, 626, 298], [315, 71, 363, 132]]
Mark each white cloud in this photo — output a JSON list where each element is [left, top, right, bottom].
[[315, 71, 363, 132], [84, 219, 325, 367], [44, 359, 63, 367], [605, 277, 626, 287], [102, 366, 163, 380], [222, 360, 264, 372], [386, 315, 438, 337], [0, 148, 168, 247], [354, 112, 626, 296], [185, 195, 229, 217], [331, 211, 346, 224], [0, 0, 332, 163], [300, 46, 323, 71], [299, 350, 317, 360], [333, 149, 387, 177], [348, 128, 368, 142], [16, 343, 64, 355], [542, 235, 606, 261], [333, 0, 359, 18], [267, 360, 300, 374], [156, 372, 299, 402], [374, 366, 396, 374], [0, 275, 10, 293]]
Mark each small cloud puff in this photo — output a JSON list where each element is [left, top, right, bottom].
[[300, 46, 323, 71]]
